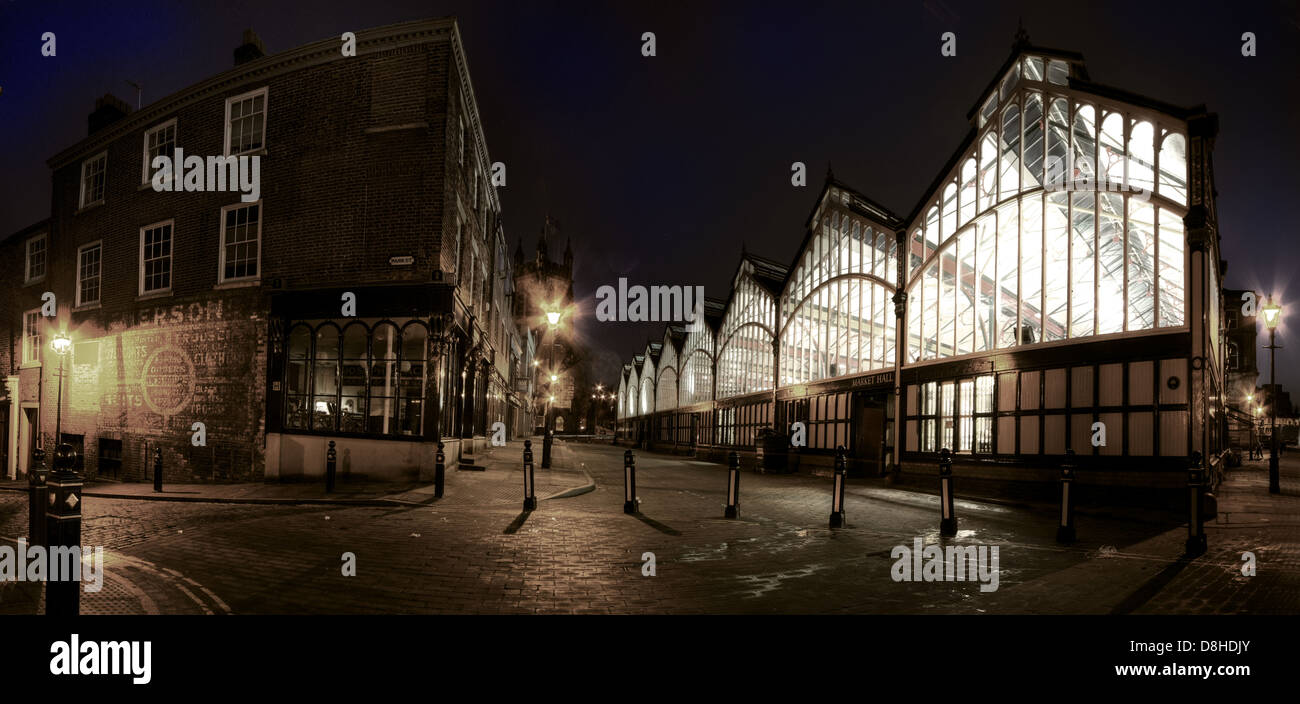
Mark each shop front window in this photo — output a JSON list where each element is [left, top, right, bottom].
[[281, 318, 432, 438]]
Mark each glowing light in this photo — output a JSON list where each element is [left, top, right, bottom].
[[51, 332, 72, 356], [1263, 298, 1282, 330], [546, 311, 561, 326]]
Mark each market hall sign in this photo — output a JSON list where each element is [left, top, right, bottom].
[[779, 370, 895, 400]]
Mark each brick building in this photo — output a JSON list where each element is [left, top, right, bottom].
[[1, 19, 533, 483]]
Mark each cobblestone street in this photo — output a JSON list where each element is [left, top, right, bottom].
[[1, 439, 1297, 615]]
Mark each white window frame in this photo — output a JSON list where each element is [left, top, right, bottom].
[[223, 86, 269, 156], [217, 200, 263, 284], [142, 117, 178, 186], [139, 219, 175, 296], [24, 232, 47, 283], [76, 240, 103, 308], [22, 309, 42, 367], [79, 151, 108, 208]]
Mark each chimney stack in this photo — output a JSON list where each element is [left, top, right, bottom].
[[234, 29, 266, 66], [88, 93, 132, 136]]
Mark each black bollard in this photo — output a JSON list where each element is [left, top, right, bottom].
[[434, 442, 446, 498], [1185, 451, 1207, 556], [1057, 449, 1077, 543], [153, 446, 163, 493], [542, 429, 553, 469], [938, 447, 957, 537], [623, 449, 639, 514], [523, 440, 537, 511], [28, 447, 49, 549], [45, 443, 82, 616], [725, 451, 740, 518], [829, 445, 847, 528], [326, 440, 337, 493]]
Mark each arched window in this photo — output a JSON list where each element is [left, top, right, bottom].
[[285, 325, 312, 429], [370, 322, 398, 434], [1159, 132, 1187, 205], [340, 323, 369, 432], [313, 325, 340, 430], [399, 323, 428, 435]]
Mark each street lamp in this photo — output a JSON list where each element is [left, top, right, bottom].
[[1262, 297, 1282, 494], [50, 332, 72, 442]]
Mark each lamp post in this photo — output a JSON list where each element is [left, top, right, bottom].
[[51, 332, 72, 442], [1262, 297, 1282, 494], [47, 332, 81, 615]]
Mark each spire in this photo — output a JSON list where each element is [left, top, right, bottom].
[[1012, 19, 1030, 50], [514, 238, 524, 265], [826, 161, 835, 181], [563, 235, 573, 269]]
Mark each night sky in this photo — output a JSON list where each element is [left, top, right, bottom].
[[3, 0, 1299, 392]]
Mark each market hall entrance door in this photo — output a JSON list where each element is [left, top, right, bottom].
[[851, 392, 885, 477]]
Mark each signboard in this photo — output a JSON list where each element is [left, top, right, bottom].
[[389, 255, 415, 266]]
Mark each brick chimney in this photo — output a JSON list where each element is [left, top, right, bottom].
[[88, 93, 132, 136], [234, 29, 266, 66]]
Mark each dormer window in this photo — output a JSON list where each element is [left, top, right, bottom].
[[979, 95, 998, 128], [999, 62, 1020, 102], [1024, 56, 1044, 81], [1047, 59, 1069, 85]]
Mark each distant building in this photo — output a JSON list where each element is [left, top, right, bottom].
[[513, 216, 583, 433]]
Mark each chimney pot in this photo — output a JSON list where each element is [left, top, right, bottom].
[[235, 28, 266, 66]]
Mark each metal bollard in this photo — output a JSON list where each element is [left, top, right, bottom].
[[153, 446, 163, 493], [28, 447, 49, 549], [938, 448, 957, 537], [523, 440, 537, 511], [725, 450, 740, 518], [542, 430, 553, 469], [46, 443, 82, 616], [1057, 449, 1077, 543], [623, 449, 639, 514], [326, 440, 337, 493], [829, 445, 847, 528], [434, 442, 446, 498], [1185, 451, 1207, 556]]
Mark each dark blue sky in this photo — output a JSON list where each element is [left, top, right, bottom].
[[3, 0, 1299, 390]]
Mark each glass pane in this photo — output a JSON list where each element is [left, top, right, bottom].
[[1070, 192, 1096, 338], [1096, 192, 1126, 335], [1128, 121, 1155, 196], [1127, 198, 1156, 331], [1072, 105, 1097, 188], [1000, 104, 1021, 199], [1020, 194, 1042, 344], [997, 201, 1019, 348], [1023, 92, 1044, 190], [1044, 192, 1070, 341], [1047, 60, 1069, 85], [959, 157, 977, 226], [1159, 133, 1187, 205], [1158, 208, 1186, 327]]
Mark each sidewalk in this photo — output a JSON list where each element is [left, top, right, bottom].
[[0, 436, 592, 508], [388, 436, 593, 507]]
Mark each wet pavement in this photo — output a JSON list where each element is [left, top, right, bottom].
[[0, 439, 1295, 614]]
